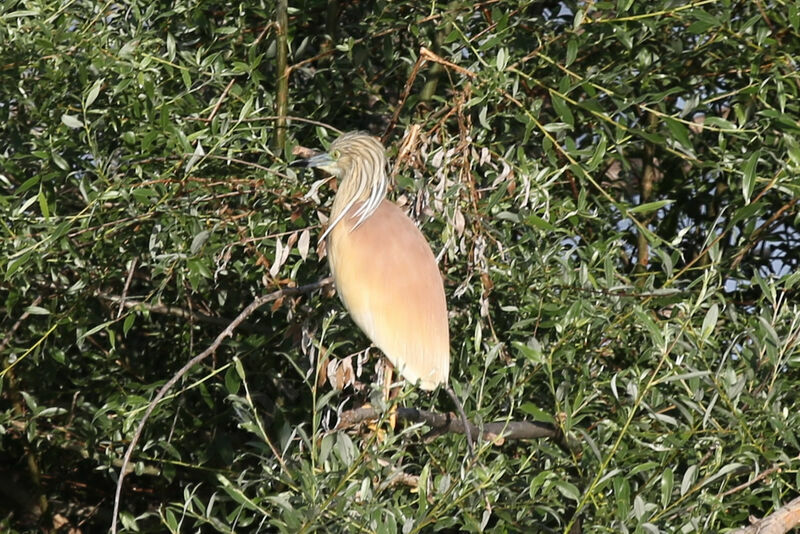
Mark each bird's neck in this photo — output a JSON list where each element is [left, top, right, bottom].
[[328, 166, 388, 234]]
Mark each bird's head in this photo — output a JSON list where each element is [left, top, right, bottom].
[[296, 132, 390, 238], [295, 132, 387, 181]]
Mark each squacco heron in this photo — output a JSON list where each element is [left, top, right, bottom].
[[297, 131, 472, 451]]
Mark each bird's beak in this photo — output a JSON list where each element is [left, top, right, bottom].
[[291, 152, 333, 169]]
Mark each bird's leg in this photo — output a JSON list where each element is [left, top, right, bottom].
[[382, 359, 397, 430], [362, 358, 397, 441]]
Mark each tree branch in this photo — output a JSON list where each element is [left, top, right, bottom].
[[731, 495, 800, 534], [96, 292, 260, 332], [337, 405, 576, 454], [110, 277, 333, 534]]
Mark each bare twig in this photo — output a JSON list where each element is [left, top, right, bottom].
[[97, 292, 259, 332], [731, 196, 799, 269], [445, 385, 473, 457], [721, 463, 785, 498], [189, 115, 342, 134], [419, 46, 477, 79], [383, 46, 477, 142], [382, 53, 427, 143], [110, 277, 333, 534], [116, 258, 137, 319], [206, 78, 237, 123]]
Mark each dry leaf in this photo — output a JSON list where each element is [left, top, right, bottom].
[[270, 238, 289, 277], [454, 209, 465, 236], [327, 357, 355, 391], [298, 228, 310, 260]]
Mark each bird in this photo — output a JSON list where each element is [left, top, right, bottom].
[[296, 131, 472, 451]]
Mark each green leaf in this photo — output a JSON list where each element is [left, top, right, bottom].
[[51, 151, 69, 171], [85, 78, 104, 109], [703, 116, 737, 130], [520, 402, 554, 423], [742, 151, 759, 203], [555, 480, 580, 502], [680, 465, 698, 496], [514, 340, 544, 364], [224, 365, 241, 395], [661, 467, 674, 507], [664, 117, 692, 149], [6, 252, 31, 280], [190, 230, 210, 255], [587, 136, 607, 171], [123, 313, 136, 336], [37, 188, 50, 218], [78, 320, 114, 342], [701, 303, 719, 340], [629, 200, 673, 214], [550, 93, 574, 127], [566, 39, 577, 67], [525, 214, 558, 232], [496, 47, 507, 70]]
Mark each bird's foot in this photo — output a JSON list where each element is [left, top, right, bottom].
[[360, 402, 397, 443]]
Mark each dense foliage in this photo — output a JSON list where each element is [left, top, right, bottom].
[[2, 0, 799, 532]]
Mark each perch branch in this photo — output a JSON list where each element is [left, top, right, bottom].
[[110, 277, 333, 534], [337, 405, 575, 453]]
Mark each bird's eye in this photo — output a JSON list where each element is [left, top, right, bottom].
[[330, 149, 341, 159]]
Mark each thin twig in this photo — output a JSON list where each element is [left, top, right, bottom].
[[721, 463, 788, 498], [731, 196, 799, 269], [116, 258, 137, 319], [206, 78, 237, 123], [110, 277, 333, 534], [445, 386, 473, 457], [97, 293, 260, 332], [188, 115, 342, 133], [382, 53, 426, 143], [383, 46, 476, 143], [419, 46, 477, 79]]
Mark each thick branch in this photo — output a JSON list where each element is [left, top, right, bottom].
[[731, 495, 800, 534], [275, 0, 289, 150], [337, 405, 576, 453]]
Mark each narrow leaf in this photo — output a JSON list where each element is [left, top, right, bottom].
[[629, 200, 673, 214], [297, 229, 310, 260], [85, 78, 104, 108], [742, 151, 759, 204], [61, 114, 83, 129]]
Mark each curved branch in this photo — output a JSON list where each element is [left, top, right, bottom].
[[110, 277, 333, 534]]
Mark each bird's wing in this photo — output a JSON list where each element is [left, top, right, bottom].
[[327, 200, 449, 390]]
